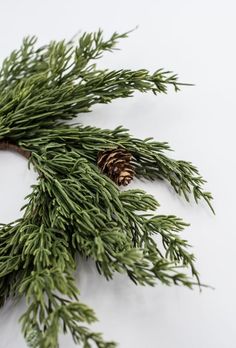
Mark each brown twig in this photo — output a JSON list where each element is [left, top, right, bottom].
[[0, 140, 31, 159]]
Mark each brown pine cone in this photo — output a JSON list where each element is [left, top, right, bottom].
[[97, 148, 134, 186]]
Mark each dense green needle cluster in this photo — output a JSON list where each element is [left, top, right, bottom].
[[0, 30, 213, 348]]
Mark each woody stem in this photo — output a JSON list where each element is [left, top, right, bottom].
[[0, 140, 31, 159]]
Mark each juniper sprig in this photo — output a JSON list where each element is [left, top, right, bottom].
[[0, 30, 213, 348]]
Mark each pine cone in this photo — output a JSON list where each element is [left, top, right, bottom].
[[97, 148, 134, 186]]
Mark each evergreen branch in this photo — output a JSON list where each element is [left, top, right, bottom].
[[0, 30, 127, 89], [29, 151, 199, 287], [129, 139, 214, 213], [0, 185, 115, 347], [0, 32, 183, 140], [20, 125, 213, 211]]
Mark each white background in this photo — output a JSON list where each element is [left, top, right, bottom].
[[0, 1, 235, 347]]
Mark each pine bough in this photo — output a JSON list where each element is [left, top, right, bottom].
[[0, 31, 213, 348]]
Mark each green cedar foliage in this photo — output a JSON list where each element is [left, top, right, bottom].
[[0, 31, 213, 348]]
